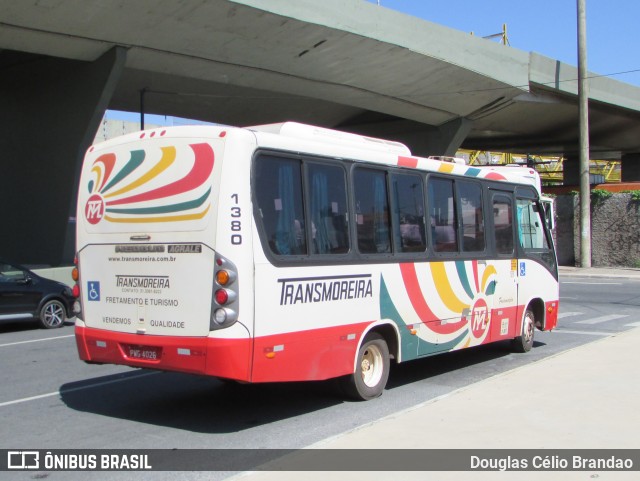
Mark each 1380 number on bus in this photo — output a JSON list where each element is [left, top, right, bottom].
[[230, 194, 242, 245]]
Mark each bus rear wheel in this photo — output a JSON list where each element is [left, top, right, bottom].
[[341, 333, 390, 401], [512, 308, 535, 353]]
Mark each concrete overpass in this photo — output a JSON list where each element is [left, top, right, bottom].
[[2, 0, 640, 266]]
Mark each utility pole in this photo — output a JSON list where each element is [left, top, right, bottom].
[[577, 0, 591, 267]]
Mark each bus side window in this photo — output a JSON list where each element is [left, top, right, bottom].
[[516, 196, 556, 272], [353, 168, 391, 254], [458, 181, 485, 252], [307, 163, 350, 255], [492, 195, 514, 255], [254, 155, 307, 256], [428, 177, 458, 253], [517, 199, 549, 250], [391, 173, 426, 253]]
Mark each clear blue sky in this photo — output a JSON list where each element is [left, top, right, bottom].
[[372, 0, 640, 86]]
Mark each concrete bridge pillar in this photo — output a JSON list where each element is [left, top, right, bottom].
[[426, 117, 473, 157], [396, 117, 473, 157], [563, 155, 580, 186], [621, 153, 640, 182], [0, 47, 126, 266]]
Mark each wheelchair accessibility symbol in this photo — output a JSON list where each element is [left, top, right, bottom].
[[87, 281, 100, 301]]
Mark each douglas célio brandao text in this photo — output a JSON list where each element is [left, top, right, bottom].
[[470, 454, 634, 471]]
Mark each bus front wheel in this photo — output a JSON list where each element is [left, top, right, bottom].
[[341, 333, 390, 401], [512, 308, 535, 353]]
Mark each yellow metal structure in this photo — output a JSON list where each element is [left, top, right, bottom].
[[457, 150, 621, 184]]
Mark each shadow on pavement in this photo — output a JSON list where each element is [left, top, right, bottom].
[[59, 339, 542, 434]]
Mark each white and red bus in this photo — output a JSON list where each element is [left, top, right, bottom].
[[73, 122, 559, 400]]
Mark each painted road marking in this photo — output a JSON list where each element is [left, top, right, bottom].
[[550, 329, 611, 336], [0, 334, 75, 348], [558, 312, 582, 319], [562, 282, 622, 285], [0, 371, 159, 408], [575, 314, 629, 325]]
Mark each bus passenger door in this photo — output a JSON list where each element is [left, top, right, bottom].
[[487, 191, 519, 342]]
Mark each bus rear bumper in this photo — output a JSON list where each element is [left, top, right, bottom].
[[75, 325, 252, 381]]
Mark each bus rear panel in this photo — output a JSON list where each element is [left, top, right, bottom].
[[75, 127, 254, 381]]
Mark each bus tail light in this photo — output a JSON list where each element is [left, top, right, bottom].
[[215, 289, 228, 305], [72, 254, 84, 320], [215, 288, 236, 305], [210, 253, 239, 330], [213, 308, 238, 327], [216, 269, 236, 286], [216, 270, 230, 285]]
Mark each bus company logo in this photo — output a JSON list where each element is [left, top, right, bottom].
[[84, 143, 214, 225], [116, 275, 170, 289], [279, 274, 373, 306], [469, 298, 490, 338], [85, 194, 105, 225]]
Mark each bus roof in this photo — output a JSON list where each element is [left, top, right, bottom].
[[250, 122, 542, 192], [248, 122, 411, 156], [88, 122, 542, 193]]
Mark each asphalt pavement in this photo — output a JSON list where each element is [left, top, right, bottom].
[[233, 266, 640, 480]]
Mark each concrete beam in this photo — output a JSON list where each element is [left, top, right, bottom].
[[0, 46, 127, 266]]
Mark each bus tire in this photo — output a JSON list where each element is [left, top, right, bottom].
[[512, 308, 535, 353], [341, 333, 390, 401]]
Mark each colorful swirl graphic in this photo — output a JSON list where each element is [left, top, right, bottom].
[[395, 155, 507, 181], [381, 260, 498, 358], [85, 143, 214, 224]]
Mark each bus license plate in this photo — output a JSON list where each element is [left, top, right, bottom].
[[126, 345, 161, 360]]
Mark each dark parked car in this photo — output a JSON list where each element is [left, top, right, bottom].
[[0, 260, 74, 329]]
